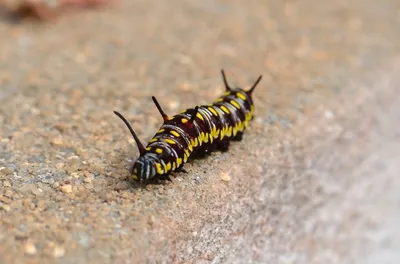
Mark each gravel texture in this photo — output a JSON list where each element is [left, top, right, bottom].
[[0, 0, 399, 263]]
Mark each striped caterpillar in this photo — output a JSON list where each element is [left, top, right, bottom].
[[114, 70, 262, 183]]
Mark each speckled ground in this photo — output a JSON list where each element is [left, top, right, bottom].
[[0, 0, 399, 263]]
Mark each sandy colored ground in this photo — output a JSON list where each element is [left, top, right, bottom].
[[0, 0, 399, 263]]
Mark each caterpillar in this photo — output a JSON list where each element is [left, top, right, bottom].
[[114, 70, 262, 183]]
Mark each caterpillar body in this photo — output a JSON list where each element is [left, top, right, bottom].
[[114, 70, 262, 183]]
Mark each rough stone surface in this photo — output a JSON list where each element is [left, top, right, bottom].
[[0, 0, 399, 263]]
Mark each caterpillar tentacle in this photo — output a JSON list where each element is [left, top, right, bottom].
[[114, 70, 262, 183]]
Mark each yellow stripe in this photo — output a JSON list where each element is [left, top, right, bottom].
[[237, 92, 247, 101], [199, 132, 205, 143], [177, 158, 182, 166], [208, 107, 218, 116], [158, 128, 165, 133], [170, 130, 180, 137], [209, 130, 214, 143], [181, 118, 188, 124], [233, 125, 238, 136], [145, 147, 151, 151], [230, 100, 241, 109], [214, 129, 220, 138], [196, 113, 204, 121], [220, 105, 230, 114], [132, 167, 139, 181], [166, 162, 172, 171], [155, 163, 163, 174], [216, 98, 224, 102], [246, 112, 252, 121], [203, 133, 209, 143], [155, 148, 163, 154], [164, 138, 176, 145], [191, 137, 198, 147], [227, 126, 232, 137], [220, 127, 225, 140], [149, 138, 158, 143]]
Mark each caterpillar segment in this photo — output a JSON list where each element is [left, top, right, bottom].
[[114, 69, 262, 183]]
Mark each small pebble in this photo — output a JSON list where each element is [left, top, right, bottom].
[[71, 172, 80, 179], [19, 183, 35, 193], [219, 172, 231, 182], [84, 183, 94, 189], [32, 187, 43, 196], [1, 138, 10, 143], [67, 156, 81, 167], [3, 181, 11, 187], [4, 190, 14, 198], [0, 167, 13, 176], [24, 242, 37, 255], [0, 196, 12, 204], [23, 199, 32, 209], [77, 232, 91, 248], [56, 163, 65, 169], [1, 204, 11, 212], [168, 100, 180, 111], [325, 110, 334, 119], [180, 82, 190, 92], [51, 137, 64, 146], [36, 200, 46, 210], [60, 184, 73, 193], [53, 246, 66, 258], [83, 171, 92, 177], [115, 181, 130, 191], [83, 177, 92, 183], [148, 215, 156, 226]]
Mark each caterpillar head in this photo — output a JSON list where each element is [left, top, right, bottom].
[[220, 69, 262, 99], [220, 69, 262, 113], [131, 154, 160, 182], [114, 111, 157, 183]]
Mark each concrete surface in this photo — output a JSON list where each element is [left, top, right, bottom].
[[0, 0, 399, 263]]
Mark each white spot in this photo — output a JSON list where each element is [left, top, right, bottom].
[[325, 110, 334, 119]]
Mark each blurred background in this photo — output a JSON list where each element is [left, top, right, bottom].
[[0, 0, 399, 263]]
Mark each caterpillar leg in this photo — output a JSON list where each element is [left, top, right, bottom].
[[175, 165, 188, 173], [205, 145, 216, 154], [158, 174, 173, 181], [217, 140, 230, 152], [192, 145, 214, 159], [232, 132, 243, 141], [193, 150, 207, 158]]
